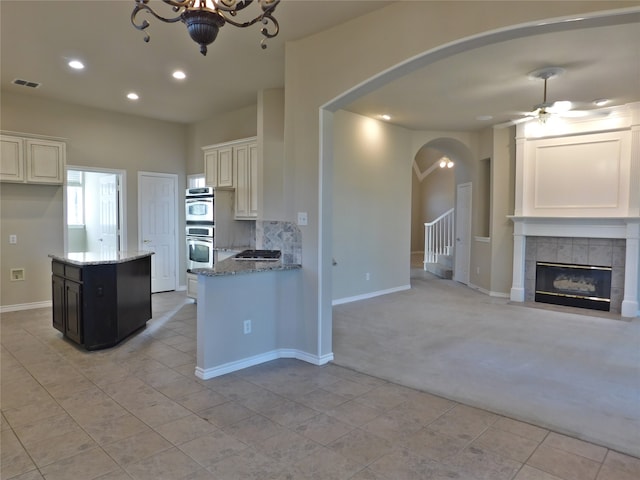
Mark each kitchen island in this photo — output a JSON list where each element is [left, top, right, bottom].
[[191, 256, 302, 379], [49, 251, 152, 350]]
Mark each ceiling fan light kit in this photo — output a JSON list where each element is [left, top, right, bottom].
[[130, 0, 281, 56]]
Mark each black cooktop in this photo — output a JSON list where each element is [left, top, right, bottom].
[[233, 249, 281, 261]]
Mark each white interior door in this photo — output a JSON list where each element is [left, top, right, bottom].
[[98, 174, 118, 255], [454, 182, 472, 285], [139, 172, 178, 293]]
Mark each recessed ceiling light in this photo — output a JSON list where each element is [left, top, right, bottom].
[[380, 114, 391, 121], [68, 60, 85, 70], [172, 70, 186, 80], [127, 92, 139, 101], [476, 115, 493, 121], [593, 99, 610, 107]]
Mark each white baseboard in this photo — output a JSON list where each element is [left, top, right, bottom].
[[1, 301, 51, 314], [467, 282, 509, 298], [194, 349, 334, 380], [332, 284, 411, 306]]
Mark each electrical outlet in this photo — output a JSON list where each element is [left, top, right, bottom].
[[365, 272, 371, 281], [297, 212, 308, 226], [243, 319, 252, 334], [10, 268, 25, 281], [9, 235, 17, 244]]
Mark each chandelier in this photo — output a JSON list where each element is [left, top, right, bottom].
[[131, 0, 281, 56]]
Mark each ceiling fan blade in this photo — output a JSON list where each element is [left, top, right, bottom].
[[494, 116, 534, 128]]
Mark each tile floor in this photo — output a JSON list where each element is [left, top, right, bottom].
[[2, 291, 639, 480]]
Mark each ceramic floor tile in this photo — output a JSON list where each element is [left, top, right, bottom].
[[1, 429, 38, 479], [294, 412, 355, 445], [472, 425, 542, 462], [178, 429, 248, 469], [527, 444, 601, 480], [174, 387, 228, 413], [326, 399, 382, 427], [427, 404, 499, 442], [291, 446, 362, 480], [206, 448, 285, 480], [542, 432, 608, 462], [328, 427, 394, 466], [198, 400, 255, 427], [602, 450, 640, 476], [154, 413, 218, 445], [596, 464, 640, 480], [257, 429, 324, 465], [38, 447, 120, 480], [128, 398, 192, 427], [366, 449, 460, 480], [513, 465, 565, 480], [123, 447, 203, 480], [401, 426, 469, 462], [103, 429, 173, 466], [27, 428, 97, 468], [447, 444, 523, 480], [221, 413, 286, 446], [82, 413, 151, 445], [2, 293, 639, 480], [12, 412, 81, 447], [493, 416, 549, 442]]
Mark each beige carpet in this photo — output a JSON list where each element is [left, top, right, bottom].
[[332, 262, 640, 457]]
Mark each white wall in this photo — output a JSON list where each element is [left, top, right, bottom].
[[0, 91, 187, 308], [331, 110, 412, 302], [285, 1, 630, 359]]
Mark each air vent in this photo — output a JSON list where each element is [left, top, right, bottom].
[[12, 78, 41, 88]]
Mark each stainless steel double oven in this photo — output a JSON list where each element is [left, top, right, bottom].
[[186, 187, 214, 270]]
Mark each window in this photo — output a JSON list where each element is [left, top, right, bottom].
[[66, 170, 84, 226]]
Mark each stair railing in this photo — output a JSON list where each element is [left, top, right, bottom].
[[424, 208, 455, 268]]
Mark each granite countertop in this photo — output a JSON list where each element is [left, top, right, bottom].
[[49, 251, 153, 266], [192, 256, 301, 277]]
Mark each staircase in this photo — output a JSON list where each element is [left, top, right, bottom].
[[423, 208, 454, 279]]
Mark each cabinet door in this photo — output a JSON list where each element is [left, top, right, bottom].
[[204, 149, 218, 187], [217, 146, 233, 187], [234, 144, 249, 218], [25, 139, 65, 184], [65, 281, 83, 344], [52, 275, 65, 333], [0, 135, 25, 182], [248, 143, 259, 218]]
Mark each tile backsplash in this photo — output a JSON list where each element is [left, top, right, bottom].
[[255, 221, 302, 265]]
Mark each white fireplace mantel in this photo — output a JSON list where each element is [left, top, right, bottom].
[[508, 216, 640, 318]]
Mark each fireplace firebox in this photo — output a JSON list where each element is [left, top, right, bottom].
[[535, 262, 612, 312]]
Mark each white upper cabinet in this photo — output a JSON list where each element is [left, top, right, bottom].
[[202, 137, 259, 220], [1, 133, 66, 185], [234, 141, 258, 220], [203, 144, 233, 188]]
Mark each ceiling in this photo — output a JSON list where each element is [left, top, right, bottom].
[[1, 1, 639, 131]]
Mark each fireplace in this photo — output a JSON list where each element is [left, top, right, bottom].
[[535, 262, 612, 312]]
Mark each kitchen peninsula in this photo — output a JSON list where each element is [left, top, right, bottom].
[[192, 254, 302, 379], [49, 251, 152, 350]]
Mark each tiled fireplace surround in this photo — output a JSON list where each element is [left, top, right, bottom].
[[524, 236, 625, 313], [509, 218, 640, 318]]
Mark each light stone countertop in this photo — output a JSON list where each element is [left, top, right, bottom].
[[49, 251, 153, 266], [191, 256, 301, 277]]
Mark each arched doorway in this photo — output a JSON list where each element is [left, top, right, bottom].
[[412, 138, 476, 284]]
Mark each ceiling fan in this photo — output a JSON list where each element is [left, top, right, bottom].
[[505, 66, 594, 126]]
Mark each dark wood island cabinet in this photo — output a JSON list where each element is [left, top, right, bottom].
[[50, 251, 152, 350]]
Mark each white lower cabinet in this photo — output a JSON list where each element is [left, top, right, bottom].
[[186, 272, 198, 300], [1, 133, 66, 184]]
